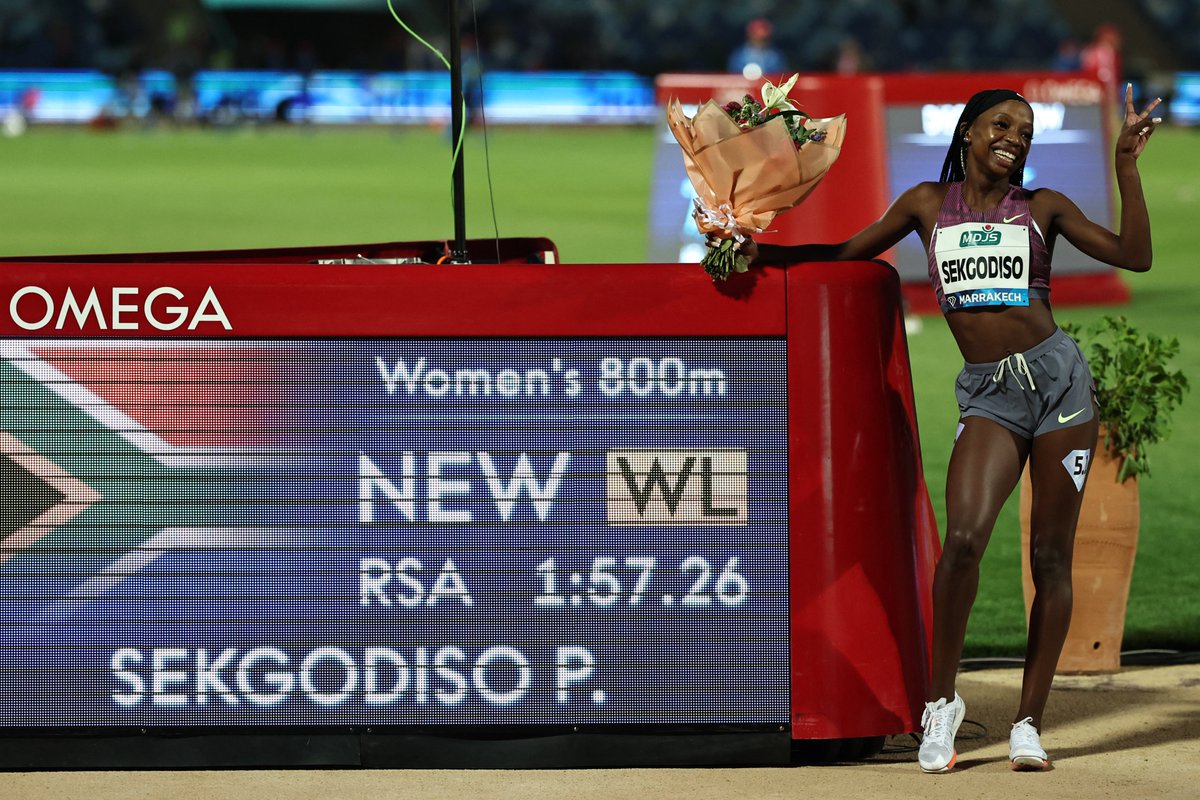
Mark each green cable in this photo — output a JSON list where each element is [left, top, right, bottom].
[[385, 0, 467, 170], [385, 0, 450, 70]]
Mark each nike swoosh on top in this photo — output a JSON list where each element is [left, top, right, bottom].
[[1003, 214, 1025, 223], [1058, 408, 1086, 424]]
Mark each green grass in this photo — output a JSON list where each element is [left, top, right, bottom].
[[0, 125, 651, 259], [1, 122, 1195, 657]]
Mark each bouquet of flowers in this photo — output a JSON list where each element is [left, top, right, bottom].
[[667, 74, 846, 280]]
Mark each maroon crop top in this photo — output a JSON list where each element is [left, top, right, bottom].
[[927, 182, 1052, 314]]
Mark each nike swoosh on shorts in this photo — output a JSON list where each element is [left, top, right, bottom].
[[1058, 408, 1086, 424]]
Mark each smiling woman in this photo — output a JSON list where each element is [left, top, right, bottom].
[[725, 82, 1164, 774]]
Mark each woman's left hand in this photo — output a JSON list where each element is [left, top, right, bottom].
[[1116, 82, 1162, 161]]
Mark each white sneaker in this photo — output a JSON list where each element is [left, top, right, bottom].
[[918, 692, 965, 773], [1010, 716, 1050, 770]]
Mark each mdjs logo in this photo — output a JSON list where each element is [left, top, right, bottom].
[[959, 225, 1002, 248]]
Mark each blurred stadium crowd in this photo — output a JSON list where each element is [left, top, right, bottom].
[[470, 0, 1073, 73], [1, 0, 1196, 77], [1139, 0, 1200, 70]]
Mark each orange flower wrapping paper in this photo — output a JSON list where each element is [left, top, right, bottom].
[[666, 96, 846, 276]]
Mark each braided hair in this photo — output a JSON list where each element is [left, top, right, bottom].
[[939, 88, 1032, 186]]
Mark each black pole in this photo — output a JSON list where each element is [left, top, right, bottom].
[[448, 0, 469, 263]]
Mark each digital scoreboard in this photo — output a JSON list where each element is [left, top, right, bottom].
[[0, 246, 938, 768], [1, 336, 787, 727]]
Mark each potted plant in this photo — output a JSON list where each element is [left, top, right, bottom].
[[1018, 315, 1189, 673]]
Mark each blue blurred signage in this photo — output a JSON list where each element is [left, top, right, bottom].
[[0, 70, 657, 125], [1170, 73, 1200, 125]]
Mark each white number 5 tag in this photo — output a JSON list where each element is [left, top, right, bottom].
[[1062, 449, 1092, 492]]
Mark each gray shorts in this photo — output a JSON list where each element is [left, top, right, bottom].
[[954, 327, 1096, 439]]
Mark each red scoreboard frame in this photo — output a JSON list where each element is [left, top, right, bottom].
[[0, 239, 939, 765]]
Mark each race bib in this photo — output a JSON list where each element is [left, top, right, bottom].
[[934, 222, 1031, 309]]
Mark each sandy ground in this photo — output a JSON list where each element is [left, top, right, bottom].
[[5, 663, 1199, 800]]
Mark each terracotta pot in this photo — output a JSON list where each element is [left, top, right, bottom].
[[1018, 432, 1140, 673]]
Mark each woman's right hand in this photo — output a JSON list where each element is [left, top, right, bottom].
[[706, 235, 760, 265]]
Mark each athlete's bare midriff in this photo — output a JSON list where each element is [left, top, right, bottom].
[[944, 299, 1059, 363]]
